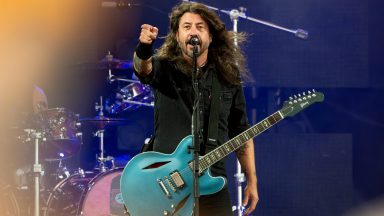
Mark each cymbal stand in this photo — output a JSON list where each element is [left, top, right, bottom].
[[94, 96, 115, 172], [25, 129, 44, 216], [95, 129, 107, 172]]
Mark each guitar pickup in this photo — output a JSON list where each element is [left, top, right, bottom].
[[170, 171, 185, 189], [164, 176, 176, 192]]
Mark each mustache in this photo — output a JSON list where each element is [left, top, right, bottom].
[[185, 35, 201, 45]]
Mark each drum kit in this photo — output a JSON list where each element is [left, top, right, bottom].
[[5, 52, 153, 216]]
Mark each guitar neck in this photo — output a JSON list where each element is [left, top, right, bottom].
[[197, 110, 285, 173]]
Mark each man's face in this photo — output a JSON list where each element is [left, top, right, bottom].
[[176, 12, 212, 59]]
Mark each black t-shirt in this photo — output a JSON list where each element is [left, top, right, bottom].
[[134, 57, 249, 177]]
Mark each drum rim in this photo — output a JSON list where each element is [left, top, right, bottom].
[[44, 171, 97, 216], [40, 107, 75, 112]]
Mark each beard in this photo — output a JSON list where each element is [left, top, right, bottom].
[[179, 41, 209, 59]]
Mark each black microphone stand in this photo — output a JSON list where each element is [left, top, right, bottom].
[[191, 44, 201, 216]]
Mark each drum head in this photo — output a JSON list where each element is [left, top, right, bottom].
[[80, 168, 126, 216], [45, 168, 126, 216]]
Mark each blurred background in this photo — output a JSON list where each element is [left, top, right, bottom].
[[0, 0, 383, 215]]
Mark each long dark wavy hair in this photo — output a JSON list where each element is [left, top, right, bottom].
[[156, 2, 250, 86]]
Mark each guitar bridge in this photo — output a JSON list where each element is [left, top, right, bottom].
[[157, 179, 171, 198], [170, 171, 185, 189]]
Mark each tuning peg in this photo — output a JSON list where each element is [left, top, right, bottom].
[[294, 95, 297, 99], [303, 92, 306, 96], [289, 97, 293, 101]]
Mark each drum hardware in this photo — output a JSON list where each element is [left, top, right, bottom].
[[81, 115, 128, 171], [55, 156, 71, 180], [99, 51, 154, 115], [13, 127, 76, 216], [81, 96, 129, 172], [94, 129, 114, 172], [106, 82, 154, 114], [21, 129, 44, 216]]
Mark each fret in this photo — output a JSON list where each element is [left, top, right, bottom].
[[230, 139, 237, 151], [229, 141, 236, 151], [235, 138, 241, 147], [205, 158, 210, 168], [243, 133, 248, 141], [256, 124, 264, 133], [217, 147, 224, 156], [267, 116, 276, 125], [215, 150, 221, 158], [262, 120, 270, 128], [224, 144, 231, 153], [272, 113, 280, 122], [206, 156, 211, 164], [277, 110, 284, 119], [203, 160, 208, 170], [219, 147, 226, 156], [252, 127, 259, 135], [198, 158, 202, 169], [271, 112, 282, 124], [247, 128, 258, 138], [200, 158, 209, 170], [244, 131, 249, 140], [273, 113, 280, 121], [241, 135, 247, 144], [210, 153, 216, 161]]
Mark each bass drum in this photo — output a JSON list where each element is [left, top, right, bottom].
[[44, 168, 127, 216]]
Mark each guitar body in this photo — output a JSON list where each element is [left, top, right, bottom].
[[120, 135, 226, 216]]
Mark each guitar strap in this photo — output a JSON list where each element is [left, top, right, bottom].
[[170, 66, 220, 154], [205, 71, 220, 153]]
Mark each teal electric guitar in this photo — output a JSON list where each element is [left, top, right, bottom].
[[120, 90, 324, 216]]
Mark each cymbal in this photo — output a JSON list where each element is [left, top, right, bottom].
[[99, 57, 133, 70], [70, 58, 133, 70], [81, 116, 130, 128]]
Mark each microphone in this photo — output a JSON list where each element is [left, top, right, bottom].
[[187, 35, 200, 46], [295, 29, 309, 40]]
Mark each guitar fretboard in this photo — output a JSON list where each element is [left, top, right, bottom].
[[197, 110, 284, 173]]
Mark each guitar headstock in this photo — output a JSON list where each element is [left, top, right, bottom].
[[281, 89, 324, 117]]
